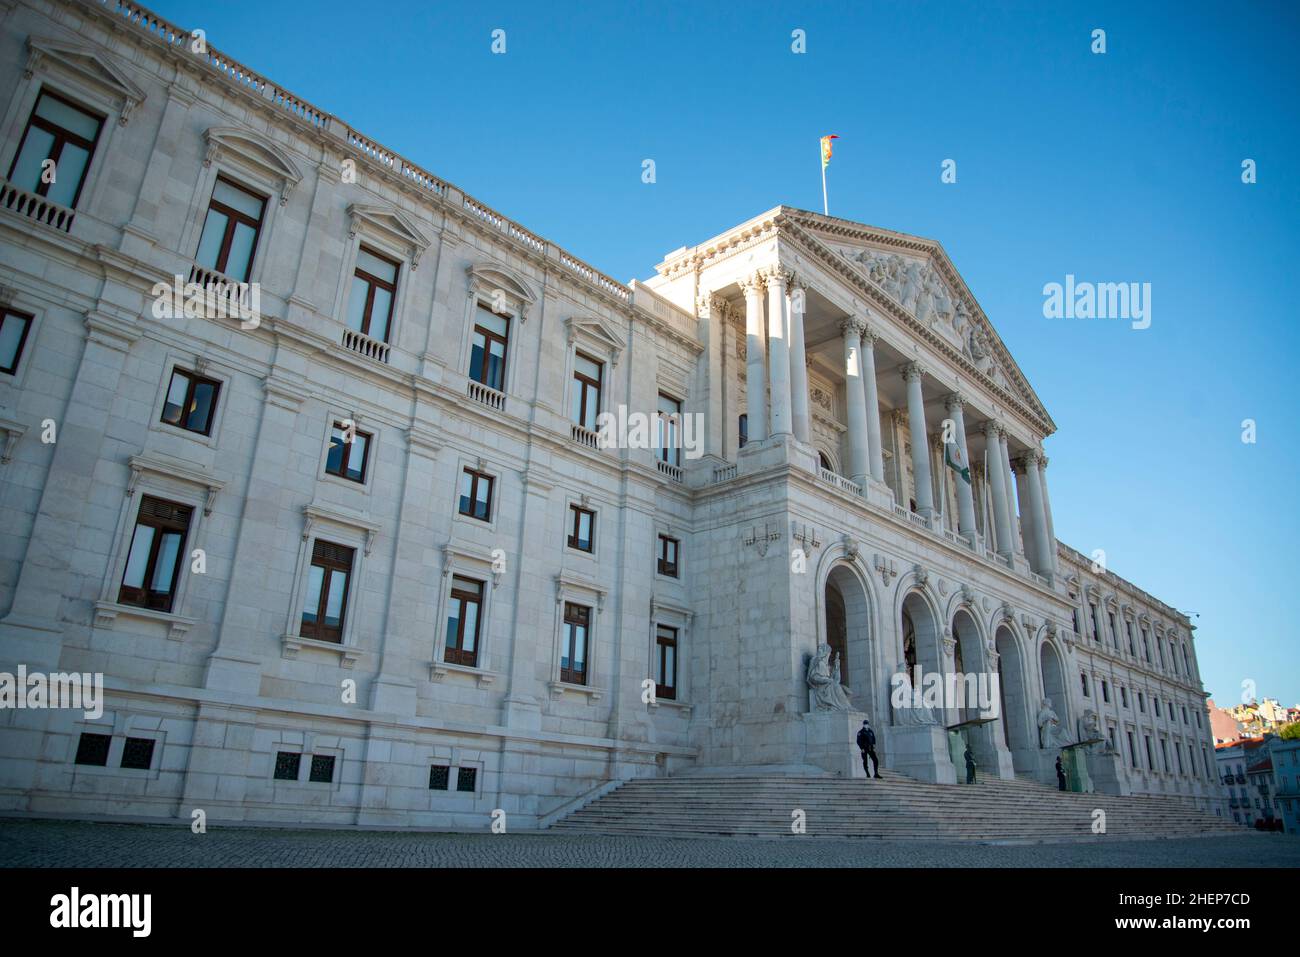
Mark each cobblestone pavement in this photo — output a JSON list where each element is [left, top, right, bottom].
[[1, 819, 1297, 867]]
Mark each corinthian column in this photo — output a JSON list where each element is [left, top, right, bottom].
[[765, 266, 793, 436], [944, 393, 977, 541], [902, 362, 935, 518], [998, 428, 1021, 554], [861, 324, 885, 483], [981, 422, 1012, 557], [1021, 449, 1054, 577], [839, 317, 870, 489], [788, 274, 810, 443], [1039, 455, 1058, 575], [738, 273, 768, 444]]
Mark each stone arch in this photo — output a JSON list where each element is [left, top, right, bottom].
[[993, 618, 1034, 771], [1038, 636, 1071, 733], [949, 605, 985, 723], [820, 561, 877, 718], [897, 584, 944, 696]]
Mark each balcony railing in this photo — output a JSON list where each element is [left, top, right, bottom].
[[656, 458, 683, 483], [0, 179, 75, 232], [341, 327, 389, 364], [712, 464, 737, 484], [466, 379, 505, 411], [570, 423, 601, 450], [818, 467, 862, 496]]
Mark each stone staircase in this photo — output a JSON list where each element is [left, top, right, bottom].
[[549, 772, 1240, 841]]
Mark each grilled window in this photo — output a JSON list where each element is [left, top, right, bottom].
[[300, 540, 354, 643], [118, 496, 193, 612]]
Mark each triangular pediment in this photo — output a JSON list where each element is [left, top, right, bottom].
[[348, 203, 432, 266], [27, 36, 147, 122], [204, 126, 303, 195], [785, 209, 1053, 432], [564, 315, 626, 365]]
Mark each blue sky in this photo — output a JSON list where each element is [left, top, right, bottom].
[[149, 0, 1300, 708]]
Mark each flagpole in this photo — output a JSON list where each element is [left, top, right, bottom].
[[821, 157, 828, 216]]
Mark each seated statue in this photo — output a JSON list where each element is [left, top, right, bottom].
[[807, 643, 853, 712], [890, 661, 937, 726], [1036, 697, 1071, 749]]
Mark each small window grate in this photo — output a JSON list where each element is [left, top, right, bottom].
[[74, 732, 112, 767], [457, 767, 477, 793], [309, 754, 335, 783], [429, 765, 450, 790], [120, 737, 155, 770], [273, 751, 301, 781]]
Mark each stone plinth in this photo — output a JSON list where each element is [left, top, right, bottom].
[[887, 724, 958, 784]]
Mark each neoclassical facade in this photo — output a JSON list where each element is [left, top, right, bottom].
[[0, 0, 1225, 826]]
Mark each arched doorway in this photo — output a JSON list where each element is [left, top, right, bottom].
[[824, 564, 874, 716], [1039, 639, 1070, 740], [951, 609, 982, 725], [995, 624, 1033, 770], [899, 591, 942, 712]]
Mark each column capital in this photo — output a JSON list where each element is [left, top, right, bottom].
[[762, 264, 793, 287], [787, 271, 809, 292], [860, 323, 880, 347], [977, 420, 1001, 438], [944, 392, 967, 412], [839, 315, 867, 339], [737, 272, 766, 295], [900, 361, 926, 382], [696, 292, 729, 321]]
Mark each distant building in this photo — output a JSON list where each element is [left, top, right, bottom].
[[1207, 698, 1244, 745], [1215, 734, 1299, 831], [1269, 737, 1300, 835]]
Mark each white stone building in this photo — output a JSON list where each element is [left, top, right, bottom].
[[0, 0, 1226, 827]]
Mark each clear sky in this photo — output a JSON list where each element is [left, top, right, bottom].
[[147, 0, 1300, 708]]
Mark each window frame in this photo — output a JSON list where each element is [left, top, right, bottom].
[[657, 392, 683, 467], [567, 504, 596, 553], [469, 303, 511, 392], [560, 601, 591, 686], [443, 575, 484, 668], [323, 419, 373, 485], [116, 495, 194, 613], [195, 174, 267, 281], [570, 350, 603, 431], [348, 245, 401, 343], [6, 87, 104, 210], [657, 534, 680, 578], [0, 308, 34, 376], [159, 367, 222, 437], [655, 623, 678, 701], [299, 538, 355, 644], [458, 467, 495, 523]]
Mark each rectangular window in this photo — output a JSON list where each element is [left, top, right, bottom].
[[8, 90, 103, 209], [429, 765, 450, 790], [118, 496, 193, 612], [1126, 620, 1135, 655], [345, 247, 399, 342], [458, 468, 493, 522], [1127, 731, 1138, 769], [1108, 613, 1118, 646], [120, 737, 156, 771], [571, 352, 603, 431], [1072, 608, 1081, 635], [194, 176, 265, 282], [1102, 680, 1110, 704], [738, 413, 748, 449], [469, 305, 509, 392], [74, 732, 112, 767], [300, 540, 354, 643], [1138, 692, 1145, 713], [1081, 673, 1089, 697], [1141, 628, 1151, 662], [1154, 697, 1160, 718], [309, 754, 336, 783], [1090, 604, 1102, 642], [1160, 739, 1170, 772], [655, 624, 678, 701], [457, 767, 477, 793], [657, 535, 679, 578], [273, 751, 301, 781], [443, 576, 483, 668], [324, 421, 371, 483], [1144, 735, 1154, 770], [657, 393, 682, 466], [0, 309, 34, 375], [561, 602, 590, 685], [568, 505, 595, 552], [160, 368, 221, 435], [1120, 686, 1128, 708]]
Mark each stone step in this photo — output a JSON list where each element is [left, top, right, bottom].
[[550, 772, 1234, 839]]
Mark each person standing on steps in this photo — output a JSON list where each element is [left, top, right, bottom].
[[856, 719, 881, 779], [964, 744, 977, 784], [1055, 754, 1067, 791]]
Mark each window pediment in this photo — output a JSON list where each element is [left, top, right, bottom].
[[467, 263, 536, 320], [564, 315, 625, 367], [348, 203, 430, 267], [25, 36, 147, 124], [204, 126, 303, 205]]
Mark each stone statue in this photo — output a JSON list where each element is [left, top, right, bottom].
[[1036, 697, 1071, 749], [891, 661, 937, 726], [807, 644, 853, 712], [1078, 709, 1118, 755]]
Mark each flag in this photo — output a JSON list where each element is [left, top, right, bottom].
[[820, 134, 839, 169], [945, 442, 971, 485]]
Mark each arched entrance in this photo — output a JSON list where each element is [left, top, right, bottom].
[[1038, 639, 1070, 738], [824, 564, 874, 716], [951, 609, 982, 725], [995, 624, 1033, 770]]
